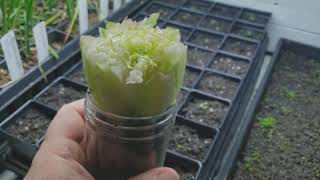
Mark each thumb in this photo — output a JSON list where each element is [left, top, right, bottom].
[[129, 167, 179, 180]]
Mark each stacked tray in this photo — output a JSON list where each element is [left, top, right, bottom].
[[0, 0, 271, 179]]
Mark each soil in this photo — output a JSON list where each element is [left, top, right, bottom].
[[180, 96, 229, 128], [5, 107, 52, 144], [223, 39, 257, 58], [183, 0, 211, 12], [37, 83, 86, 110], [190, 31, 223, 49], [240, 11, 268, 24], [66, 66, 87, 85], [22, 48, 38, 71], [165, 158, 198, 180], [169, 124, 214, 160], [210, 55, 249, 77], [210, 4, 240, 18], [145, 4, 174, 19], [172, 11, 202, 27], [233, 49, 320, 179], [50, 39, 64, 50], [88, 10, 99, 26], [0, 68, 11, 86], [187, 47, 213, 68], [177, 89, 188, 105], [231, 25, 264, 40], [197, 72, 239, 99], [200, 16, 231, 33], [49, 32, 68, 50], [183, 68, 200, 88]]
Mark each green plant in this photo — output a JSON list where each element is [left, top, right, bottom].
[[0, 0, 35, 57], [88, 0, 99, 13], [248, 13, 256, 21], [286, 90, 297, 99], [281, 106, 291, 114], [23, 0, 34, 54], [80, 13, 187, 116], [199, 102, 209, 113], [176, 144, 188, 152], [65, 0, 75, 21], [0, 0, 22, 34], [244, 30, 253, 38], [64, 6, 78, 43], [244, 150, 261, 172], [47, 0, 54, 11], [258, 116, 276, 129]]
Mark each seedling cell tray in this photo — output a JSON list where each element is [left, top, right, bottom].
[[0, 0, 271, 179]]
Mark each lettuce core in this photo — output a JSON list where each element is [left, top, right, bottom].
[[80, 13, 187, 116]]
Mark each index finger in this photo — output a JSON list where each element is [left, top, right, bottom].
[[45, 99, 85, 143]]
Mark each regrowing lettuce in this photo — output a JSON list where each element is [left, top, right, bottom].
[[80, 13, 187, 116]]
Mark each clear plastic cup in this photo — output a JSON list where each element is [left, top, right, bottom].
[[82, 92, 176, 180]]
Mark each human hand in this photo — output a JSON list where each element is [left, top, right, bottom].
[[25, 99, 179, 180]]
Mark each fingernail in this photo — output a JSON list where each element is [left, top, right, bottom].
[[156, 171, 178, 180]]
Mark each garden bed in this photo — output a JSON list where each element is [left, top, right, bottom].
[[233, 40, 320, 180], [0, 0, 271, 179]]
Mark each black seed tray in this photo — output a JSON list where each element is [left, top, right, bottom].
[[34, 77, 87, 111], [135, 1, 270, 179], [165, 151, 202, 180], [213, 39, 320, 180], [0, 0, 271, 179]]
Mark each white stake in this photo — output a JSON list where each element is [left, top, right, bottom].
[[0, 31, 24, 81], [100, 0, 109, 21], [113, 0, 122, 12], [33, 22, 49, 64], [78, 0, 89, 34]]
